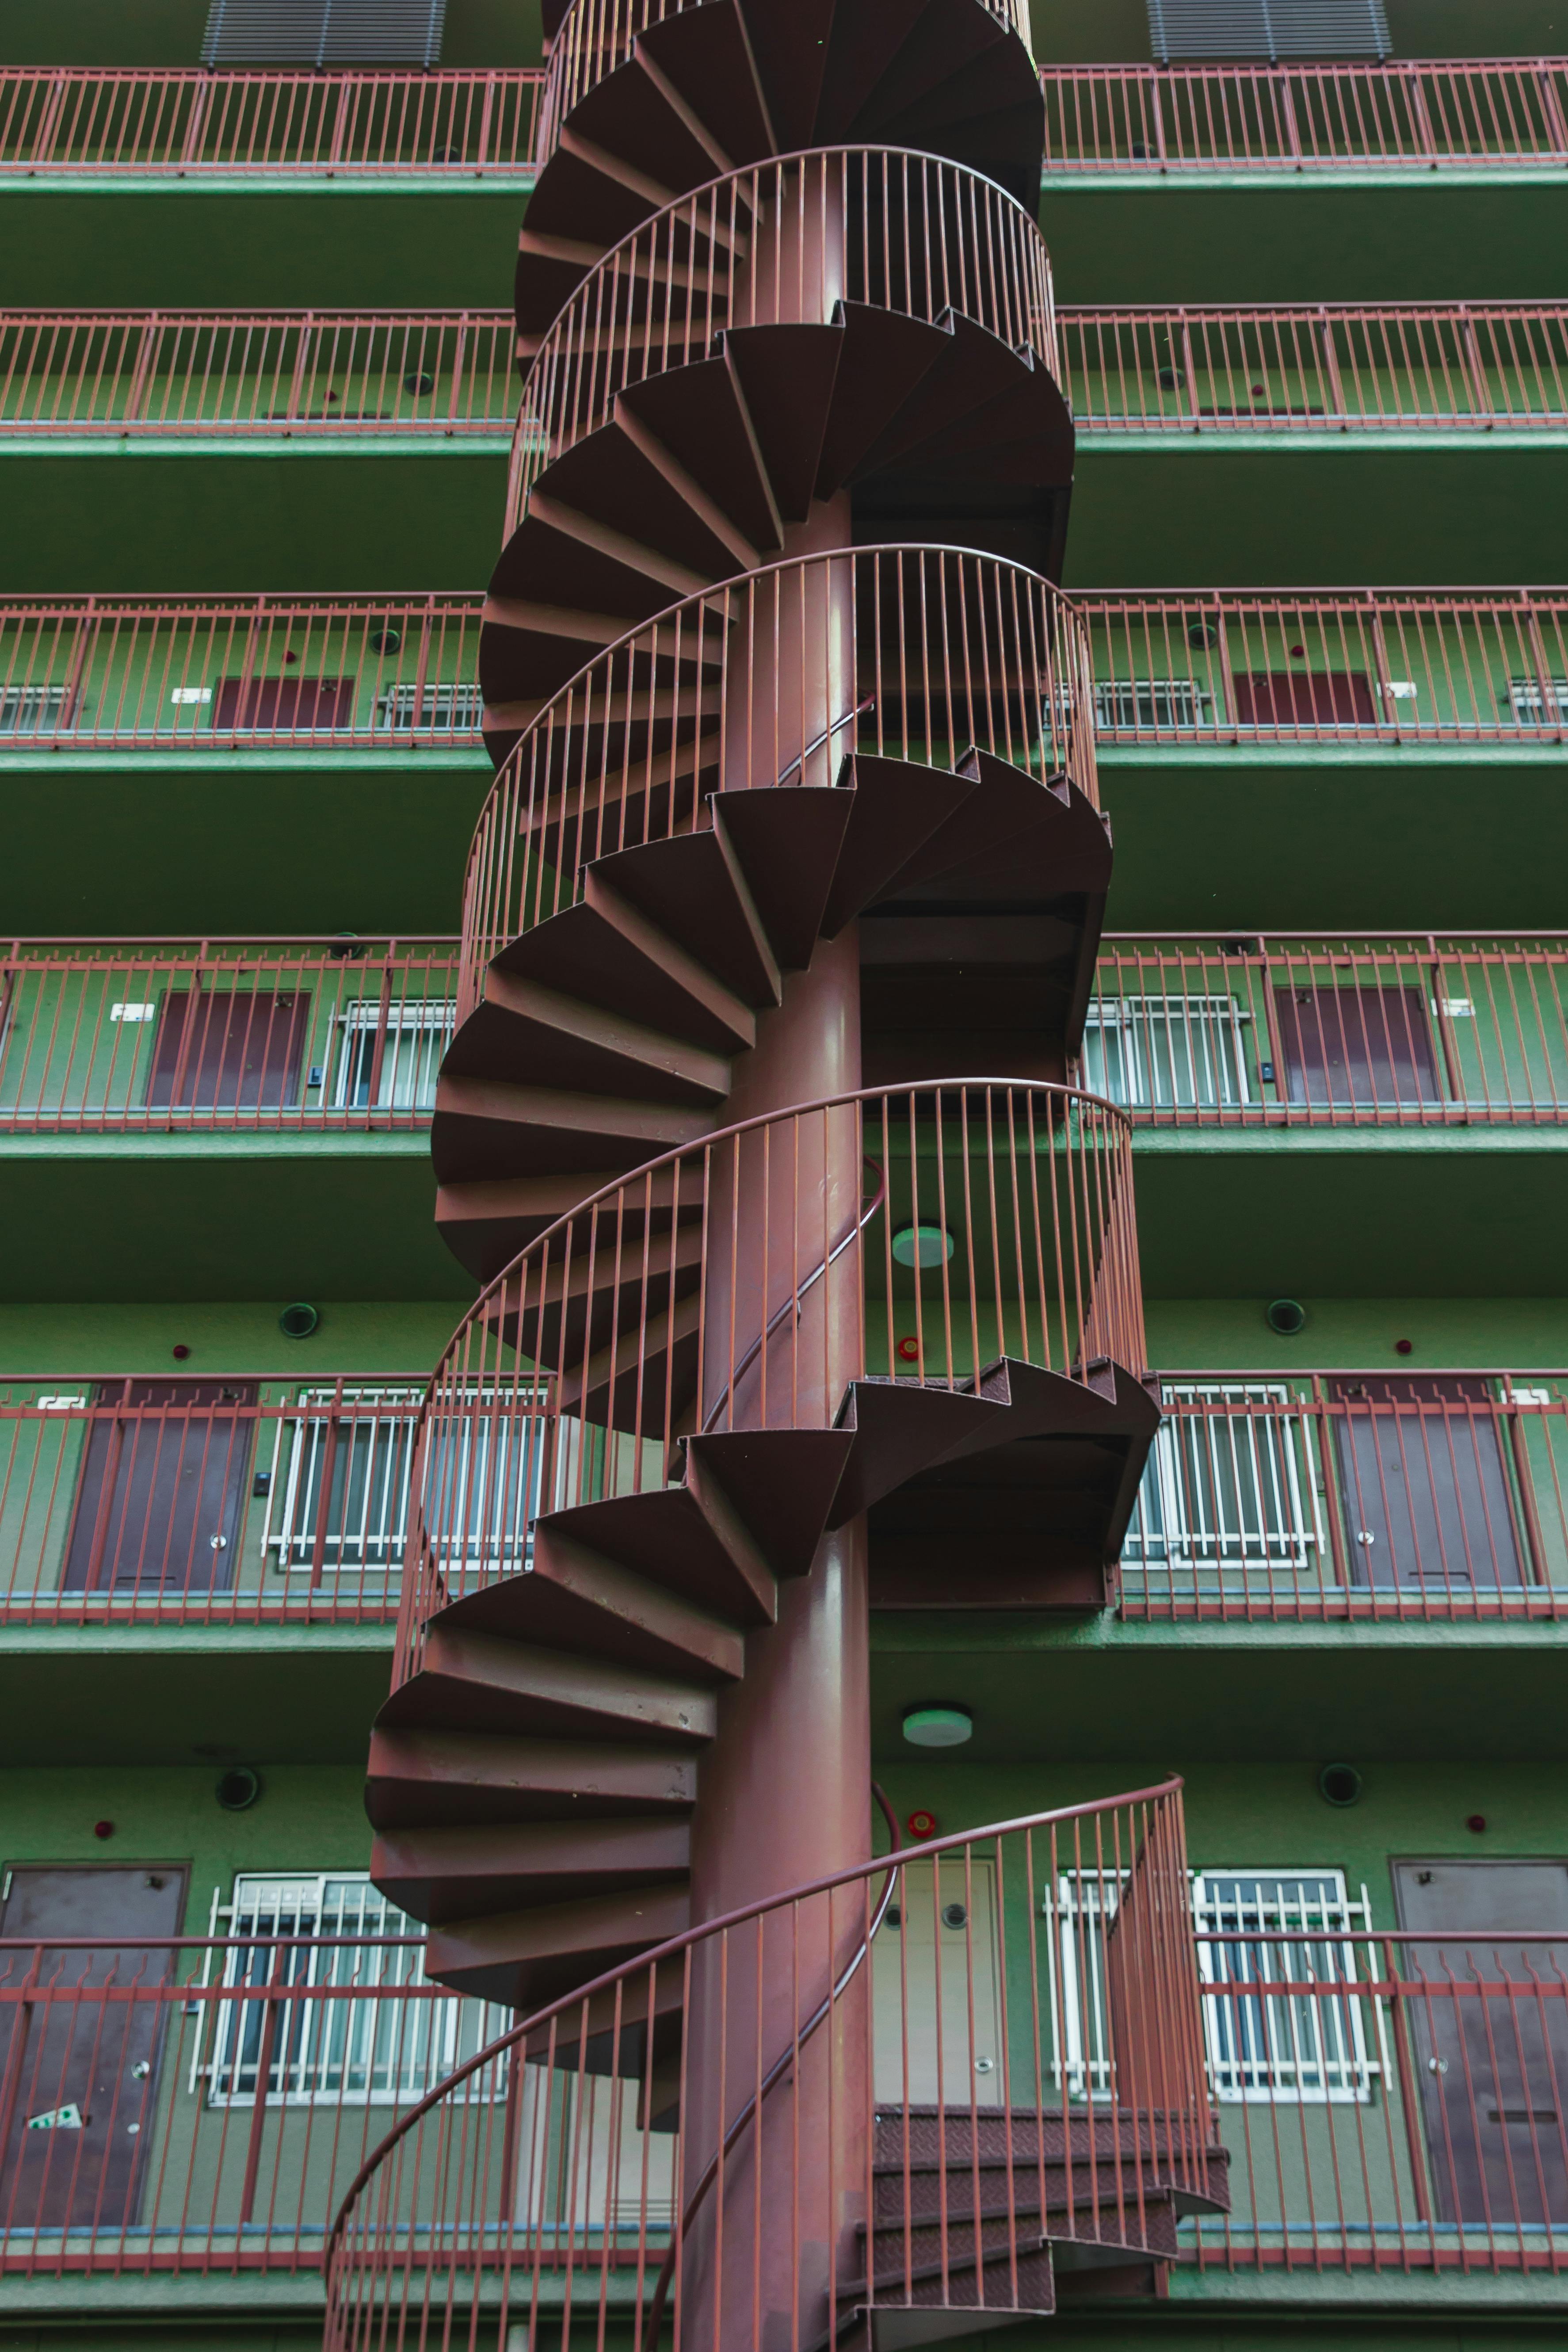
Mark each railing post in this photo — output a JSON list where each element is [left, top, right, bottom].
[[282, 313, 313, 424], [307, 1391, 343, 1592], [1503, 1389, 1552, 1602], [1385, 1947, 1435, 2229], [362, 951, 397, 1116], [237, 1939, 290, 2226], [1518, 589, 1564, 744], [122, 313, 161, 424], [1312, 1376, 1353, 1602]]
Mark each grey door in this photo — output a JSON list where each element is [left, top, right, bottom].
[[0, 1865, 187, 2232], [1393, 1860, 1568, 2229], [1273, 983, 1440, 1108], [1331, 1376, 1523, 1592], [62, 1379, 256, 1597]]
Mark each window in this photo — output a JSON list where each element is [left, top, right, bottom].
[[422, 1390, 552, 1577], [1124, 1382, 1322, 1581], [258, 1386, 424, 1576], [1146, 0, 1391, 62], [375, 682, 485, 732], [202, 0, 446, 67], [1506, 676, 1568, 726], [202, 1873, 507, 2107], [332, 998, 455, 1111], [0, 684, 66, 737], [1194, 1871, 1378, 2104], [1093, 678, 1213, 731], [1082, 995, 1251, 1110]]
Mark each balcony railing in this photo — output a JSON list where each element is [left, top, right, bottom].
[[0, 1377, 431, 1623], [0, 940, 459, 1134], [1061, 303, 1568, 430], [1080, 591, 1568, 747], [1193, 1926, 1568, 2274], [0, 313, 520, 435], [1086, 934, 1568, 1128], [0, 597, 486, 748], [0, 69, 542, 176], [1038, 59, 1568, 172], [0, 1932, 505, 2275], [1120, 1373, 1568, 1621]]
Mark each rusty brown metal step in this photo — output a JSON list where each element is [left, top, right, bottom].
[[876, 2108, 1231, 2216], [684, 1427, 853, 1581], [600, 829, 783, 1006], [377, 1625, 717, 1748], [819, 756, 977, 937], [426, 1882, 691, 2008], [618, 355, 787, 560], [373, 1815, 692, 1927], [829, 1380, 1009, 1525], [436, 1527, 748, 1683], [545, 1479, 778, 1629], [431, 1072, 711, 1186], [865, 2191, 1181, 2264], [444, 967, 734, 1107], [365, 1727, 698, 1831], [495, 882, 759, 1056]]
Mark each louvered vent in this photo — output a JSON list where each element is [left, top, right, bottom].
[[201, 0, 446, 65], [1146, 0, 1391, 59]]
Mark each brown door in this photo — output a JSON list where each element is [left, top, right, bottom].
[[0, 1865, 188, 2232], [1393, 1861, 1568, 2229], [146, 988, 309, 1111], [213, 674, 347, 731], [1330, 1376, 1523, 1592], [1273, 983, 1440, 1107], [62, 1379, 257, 1598], [1233, 671, 1377, 727]]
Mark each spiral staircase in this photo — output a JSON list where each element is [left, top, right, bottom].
[[347, 2, 1228, 2342]]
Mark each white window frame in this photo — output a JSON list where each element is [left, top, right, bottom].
[[1082, 993, 1253, 1111], [255, 1384, 424, 1576], [375, 681, 485, 731], [197, 1872, 507, 2108], [1124, 1380, 1323, 1581], [1093, 677, 1214, 732], [1193, 1870, 1384, 2105], [331, 996, 455, 1111], [0, 683, 67, 736], [1506, 676, 1568, 725]]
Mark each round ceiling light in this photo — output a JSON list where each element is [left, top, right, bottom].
[[892, 1225, 955, 1269], [902, 1705, 973, 1749]]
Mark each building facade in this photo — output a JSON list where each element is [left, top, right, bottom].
[[0, 0, 1566, 2348]]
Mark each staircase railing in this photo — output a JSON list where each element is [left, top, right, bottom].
[[538, 0, 1033, 165], [468, 544, 1099, 1017], [397, 1079, 1143, 1689], [324, 1779, 1218, 2352], [509, 145, 1056, 498]]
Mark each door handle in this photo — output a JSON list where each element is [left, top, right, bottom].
[[209, 1534, 227, 1550]]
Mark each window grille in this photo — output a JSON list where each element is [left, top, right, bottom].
[[1146, 0, 1391, 61], [199, 1872, 506, 2106], [1124, 1382, 1323, 1579], [1506, 677, 1568, 725], [1094, 678, 1214, 730], [422, 1389, 553, 1576], [202, 0, 446, 66], [0, 685, 66, 737], [257, 1385, 424, 1574], [332, 997, 456, 1111], [1194, 1871, 1381, 2103], [1082, 994, 1251, 1110], [375, 682, 485, 731]]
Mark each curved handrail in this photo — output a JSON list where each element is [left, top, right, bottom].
[[509, 142, 1058, 522], [324, 1772, 1194, 2294], [467, 542, 1099, 1018], [401, 1077, 1144, 1691]]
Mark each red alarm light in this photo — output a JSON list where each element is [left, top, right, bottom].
[[897, 1336, 920, 1362], [93, 1820, 115, 1840], [1466, 1814, 1488, 1833], [906, 1810, 938, 1839]]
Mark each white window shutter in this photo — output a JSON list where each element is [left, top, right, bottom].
[[202, 0, 447, 66], [1147, 0, 1392, 61]]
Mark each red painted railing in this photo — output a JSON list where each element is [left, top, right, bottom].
[[508, 147, 1055, 518], [1120, 1373, 1568, 1623], [0, 1933, 505, 2273], [538, 0, 1032, 163], [0, 68, 542, 175], [1038, 59, 1568, 171], [401, 1082, 1144, 1689], [0, 940, 459, 1133], [1193, 1926, 1568, 2273], [0, 313, 520, 434], [1060, 302, 1568, 430], [465, 546, 1099, 1019], [1081, 591, 1568, 746], [0, 596, 486, 748], [0, 1378, 432, 1623], [324, 1784, 1217, 2350], [1087, 934, 1568, 1127]]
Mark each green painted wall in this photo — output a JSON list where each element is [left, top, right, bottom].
[[0, 1764, 371, 1933], [1146, 1295, 1568, 1367], [0, 1298, 463, 1372]]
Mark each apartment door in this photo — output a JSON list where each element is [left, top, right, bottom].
[[146, 988, 309, 1111], [1233, 671, 1378, 728], [1330, 1376, 1523, 1593], [0, 1865, 187, 2231], [61, 1379, 256, 1598], [873, 1857, 1003, 2106], [1273, 983, 1440, 1108], [1393, 1860, 1568, 2228], [213, 674, 347, 731]]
